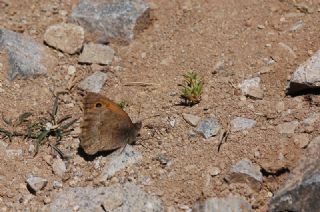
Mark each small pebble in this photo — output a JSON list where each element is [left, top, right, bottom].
[[67, 65, 76, 75]]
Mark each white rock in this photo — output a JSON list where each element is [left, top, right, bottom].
[[182, 113, 201, 127], [52, 158, 67, 177], [239, 77, 264, 99], [44, 23, 84, 54], [26, 175, 48, 193], [78, 43, 115, 65]]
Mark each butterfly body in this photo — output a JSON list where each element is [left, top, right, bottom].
[[80, 92, 141, 155]]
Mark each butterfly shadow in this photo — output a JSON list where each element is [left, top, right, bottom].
[[77, 147, 116, 161]]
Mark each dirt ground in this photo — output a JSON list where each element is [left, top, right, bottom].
[[0, 0, 320, 211]]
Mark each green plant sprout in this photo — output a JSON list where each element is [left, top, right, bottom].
[[180, 71, 203, 106], [0, 93, 77, 157]]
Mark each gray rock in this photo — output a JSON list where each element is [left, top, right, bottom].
[[0, 28, 57, 80], [196, 118, 221, 139], [155, 154, 171, 166], [278, 42, 297, 58], [288, 20, 304, 32], [45, 183, 163, 211], [239, 77, 263, 99], [302, 112, 320, 126], [269, 136, 320, 211], [71, 0, 151, 42], [225, 159, 263, 191], [44, 23, 84, 54], [78, 43, 115, 65], [52, 158, 67, 177], [231, 117, 256, 132], [193, 196, 252, 212], [53, 181, 63, 189], [287, 49, 320, 95], [99, 145, 142, 181], [182, 113, 201, 127], [78, 71, 108, 93], [26, 175, 48, 193], [277, 121, 299, 134]]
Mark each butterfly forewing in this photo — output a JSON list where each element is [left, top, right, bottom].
[[80, 92, 138, 155]]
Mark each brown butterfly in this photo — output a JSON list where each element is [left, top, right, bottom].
[[80, 92, 142, 155]]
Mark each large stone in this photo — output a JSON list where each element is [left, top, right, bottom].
[[44, 23, 84, 54], [196, 118, 221, 139], [193, 196, 252, 212], [287, 49, 320, 95], [45, 183, 164, 211], [231, 117, 256, 132], [269, 136, 320, 211], [78, 43, 115, 65], [99, 145, 142, 181], [78, 71, 108, 93], [225, 159, 263, 191], [0, 29, 57, 80], [71, 0, 151, 43]]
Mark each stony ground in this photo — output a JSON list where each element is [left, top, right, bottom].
[[0, 0, 320, 211]]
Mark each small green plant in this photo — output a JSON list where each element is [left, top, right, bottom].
[[180, 71, 203, 106], [0, 93, 77, 157], [117, 100, 128, 109]]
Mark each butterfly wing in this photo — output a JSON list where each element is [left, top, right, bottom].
[[80, 92, 138, 155]]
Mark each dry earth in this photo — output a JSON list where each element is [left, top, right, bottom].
[[0, 0, 320, 211]]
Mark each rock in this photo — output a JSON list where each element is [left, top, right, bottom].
[[28, 144, 35, 154], [155, 154, 171, 166], [45, 183, 163, 211], [292, 133, 310, 149], [193, 196, 252, 212], [208, 167, 221, 177], [71, 0, 151, 42], [196, 118, 221, 139], [182, 113, 201, 127], [0, 29, 57, 80], [269, 136, 320, 211], [277, 121, 299, 134], [44, 23, 84, 54], [78, 43, 115, 65], [231, 117, 256, 132], [99, 145, 142, 181], [287, 50, 320, 95], [0, 140, 8, 150], [67, 65, 76, 75], [288, 20, 304, 32], [302, 112, 320, 126], [294, 2, 313, 14], [78, 71, 108, 93], [6, 149, 23, 158], [278, 42, 297, 58], [239, 77, 264, 99], [212, 60, 225, 74], [225, 159, 263, 191], [26, 175, 48, 193], [52, 158, 67, 177], [53, 181, 63, 189]]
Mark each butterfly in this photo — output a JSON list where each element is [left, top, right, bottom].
[[80, 92, 141, 155]]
